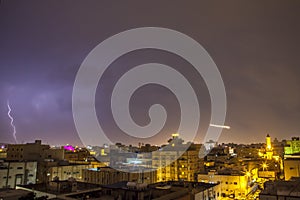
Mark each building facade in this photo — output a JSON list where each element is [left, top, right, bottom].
[[285, 137, 300, 155], [152, 144, 201, 182], [0, 161, 37, 188], [6, 140, 64, 161], [284, 155, 300, 181], [198, 171, 254, 199], [260, 178, 300, 200], [48, 163, 93, 182], [83, 167, 157, 185]]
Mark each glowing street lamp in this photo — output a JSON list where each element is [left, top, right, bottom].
[[246, 172, 251, 177], [262, 163, 268, 171]]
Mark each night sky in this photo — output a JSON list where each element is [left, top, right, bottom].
[[0, 1, 300, 146]]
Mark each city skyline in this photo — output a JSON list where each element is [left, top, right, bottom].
[[1, 1, 300, 146]]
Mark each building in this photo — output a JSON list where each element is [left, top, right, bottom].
[[258, 134, 275, 160], [235, 144, 261, 159], [203, 140, 217, 152], [16, 180, 219, 200], [100, 181, 220, 200], [47, 162, 94, 182], [125, 153, 152, 169], [272, 138, 285, 158], [152, 140, 201, 182], [198, 170, 256, 199], [0, 145, 7, 160], [257, 134, 283, 178], [63, 146, 90, 161], [265, 134, 274, 160], [16, 180, 101, 199], [284, 154, 300, 180], [0, 161, 37, 188], [285, 137, 300, 155], [82, 166, 157, 185], [259, 178, 300, 199], [6, 140, 64, 161]]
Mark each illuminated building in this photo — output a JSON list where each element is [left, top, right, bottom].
[[0, 145, 7, 159], [284, 154, 300, 180], [258, 134, 283, 165], [152, 143, 201, 182], [265, 134, 273, 160], [284, 137, 300, 155], [266, 134, 272, 151], [125, 153, 152, 168], [256, 134, 283, 180], [172, 133, 180, 139], [198, 170, 255, 199]]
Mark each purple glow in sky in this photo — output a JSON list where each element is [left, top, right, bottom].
[[0, 1, 300, 146]]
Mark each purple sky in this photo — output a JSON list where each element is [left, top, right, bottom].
[[0, 0, 300, 146]]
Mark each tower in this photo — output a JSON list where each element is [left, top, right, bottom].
[[265, 134, 273, 160], [266, 134, 272, 151]]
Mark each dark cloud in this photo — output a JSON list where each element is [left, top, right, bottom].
[[0, 0, 299, 145]]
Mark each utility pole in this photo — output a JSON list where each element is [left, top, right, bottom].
[[5, 162, 10, 189]]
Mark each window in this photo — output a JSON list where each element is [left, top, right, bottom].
[[234, 182, 237, 185], [17, 167, 23, 169]]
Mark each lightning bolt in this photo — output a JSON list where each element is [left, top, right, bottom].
[[7, 100, 17, 144]]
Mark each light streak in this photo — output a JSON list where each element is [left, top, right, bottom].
[[7, 100, 17, 144], [209, 123, 231, 130]]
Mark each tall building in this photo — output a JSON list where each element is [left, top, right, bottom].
[[152, 143, 201, 182], [266, 134, 272, 151], [265, 134, 273, 160]]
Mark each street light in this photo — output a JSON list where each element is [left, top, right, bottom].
[[262, 163, 268, 171], [246, 172, 251, 177]]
